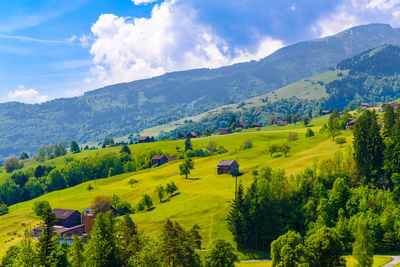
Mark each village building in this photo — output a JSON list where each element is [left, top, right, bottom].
[[360, 103, 371, 108], [321, 110, 331, 115], [216, 160, 239, 175], [138, 136, 151, 143], [346, 118, 358, 131], [219, 128, 232, 134], [238, 121, 246, 129], [152, 155, 169, 166], [184, 132, 198, 139], [382, 102, 400, 111], [271, 118, 283, 125], [251, 122, 262, 128]]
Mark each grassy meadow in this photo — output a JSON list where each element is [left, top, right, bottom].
[[0, 114, 356, 258]]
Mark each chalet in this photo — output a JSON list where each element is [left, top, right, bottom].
[[271, 118, 283, 125], [216, 160, 239, 175], [219, 128, 232, 135], [360, 103, 371, 108], [138, 136, 151, 143], [346, 118, 358, 131], [152, 155, 168, 166], [321, 110, 331, 115], [238, 121, 246, 129], [184, 132, 198, 139], [251, 122, 262, 128]]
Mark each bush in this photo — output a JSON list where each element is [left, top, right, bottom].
[[3, 157, 23, 173], [305, 128, 315, 138], [335, 137, 347, 147], [241, 140, 253, 150]]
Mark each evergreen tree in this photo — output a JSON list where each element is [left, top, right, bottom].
[[36, 207, 57, 267], [70, 140, 80, 153], [205, 239, 238, 267], [14, 231, 36, 267], [383, 105, 396, 137], [227, 182, 247, 247], [353, 110, 384, 183], [188, 224, 202, 249], [69, 235, 85, 267], [352, 220, 373, 267], [185, 137, 193, 151], [179, 158, 194, 179], [118, 214, 140, 264], [120, 145, 131, 155], [84, 211, 121, 266]]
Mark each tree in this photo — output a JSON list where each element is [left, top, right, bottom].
[[176, 131, 184, 139], [1, 245, 20, 266], [118, 214, 140, 264], [271, 230, 306, 267], [129, 178, 138, 188], [33, 200, 51, 217], [353, 110, 384, 182], [204, 128, 211, 136], [328, 109, 341, 141], [280, 143, 291, 157], [53, 142, 67, 157], [3, 157, 23, 173], [305, 128, 314, 138], [120, 145, 131, 155], [305, 227, 345, 267], [352, 220, 373, 267], [188, 224, 202, 249], [36, 207, 58, 267], [335, 137, 347, 148], [19, 152, 29, 160], [84, 211, 121, 266], [69, 235, 85, 267], [90, 195, 113, 215], [155, 185, 165, 202], [13, 231, 36, 267], [185, 137, 193, 151], [46, 169, 67, 192], [383, 104, 396, 137], [166, 181, 178, 197], [269, 144, 278, 157], [205, 240, 238, 267], [70, 140, 80, 153], [87, 184, 93, 192], [227, 182, 247, 246], [302, 115, 311, 126], [139, 194, 153, 210], [179, 158, 194, 179]]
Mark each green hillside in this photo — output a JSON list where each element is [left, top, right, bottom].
[[0, 114, 350, 258]]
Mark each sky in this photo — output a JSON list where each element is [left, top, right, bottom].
[[1, 0, 400, 103]]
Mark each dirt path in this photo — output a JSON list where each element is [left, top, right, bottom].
[[381, 256, 400, 267]]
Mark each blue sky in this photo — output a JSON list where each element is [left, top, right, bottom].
[[0, 0, 400, 103]]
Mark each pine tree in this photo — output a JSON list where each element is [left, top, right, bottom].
[[84, 211, 121, 266], [70, 140, 80, 153], [36, 207, 57, 267], [227, 182, 247, 247], [69, 235, 85, 267], [383, 105, 396, 137], [118, 214, 140, 264], [120, 145, 131, 155], [352, 221, 373, 267], [353, 110, 384, 183], [185, 137, 192, 151]]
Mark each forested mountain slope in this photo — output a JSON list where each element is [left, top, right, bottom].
[[0, 23, 399, 158]]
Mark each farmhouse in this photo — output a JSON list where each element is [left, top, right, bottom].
[[238, 121, 246, 129], [184, 132, 198, 139], [346, 118, 358, 130], [220, 128, 232, 134], [321, 110, 331, 115], [138, 136, 151, 143], [360, 103, 371, 108], [251, 122, 262, 128], [216, 160, 239, 175], [152, 155, 168, 166]]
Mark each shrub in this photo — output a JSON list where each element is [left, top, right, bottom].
[[33, 200, 51, 216], [3, 157, 23, 173], [288, 132, 298, 142], [305, 128, 315, 138], [241, 140, 253, 150]]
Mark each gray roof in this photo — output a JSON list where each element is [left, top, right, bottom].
[[217, 160, 237, 167], [52, 208, 80, 220]]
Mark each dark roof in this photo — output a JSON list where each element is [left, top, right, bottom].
[[52, 208, 79, 220], [346, 118, 358, 125], [33, 224, 85, 234], [139, 136, 149, 141], [220, 128, 231, 131], [152, 155, 167, 160], [217, 160, 237, 167]]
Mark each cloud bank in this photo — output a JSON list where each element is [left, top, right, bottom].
[[8, 85, 49, 104]]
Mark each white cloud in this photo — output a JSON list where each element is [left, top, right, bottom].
[[132, 0, 158, 5], [8, 85, 49, 104], [312, 0, 400, 37], [87, 0, 284, 85]]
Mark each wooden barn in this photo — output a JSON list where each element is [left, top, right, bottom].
[[138, 136, 151, 143], [216, 160, 239, 175], [152, 155, 168, 166]]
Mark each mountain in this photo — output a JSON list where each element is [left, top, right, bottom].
[[1, 23, 400, 159]]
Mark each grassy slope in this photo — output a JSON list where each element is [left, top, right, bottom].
[[0, 114, 355, 258], [140, 69, 347, 137]]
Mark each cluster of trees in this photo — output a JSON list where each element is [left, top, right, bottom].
[[34, 142, 68, 162], [154, 181, 178, 202], [268, 144, 291, 157], [228, 108, 400, 265], [2, 206, 238, 267]]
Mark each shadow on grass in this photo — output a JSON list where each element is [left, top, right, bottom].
[[161, 198, 170, 204], [186, 177, 201, 180], [237, 247, 270, 260], [170, 192, 181, 198], [272, 153, 283, 159], [146, 207, 155, 212]]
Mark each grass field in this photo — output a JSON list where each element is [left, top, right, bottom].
[[0, 114, 356, 258]]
